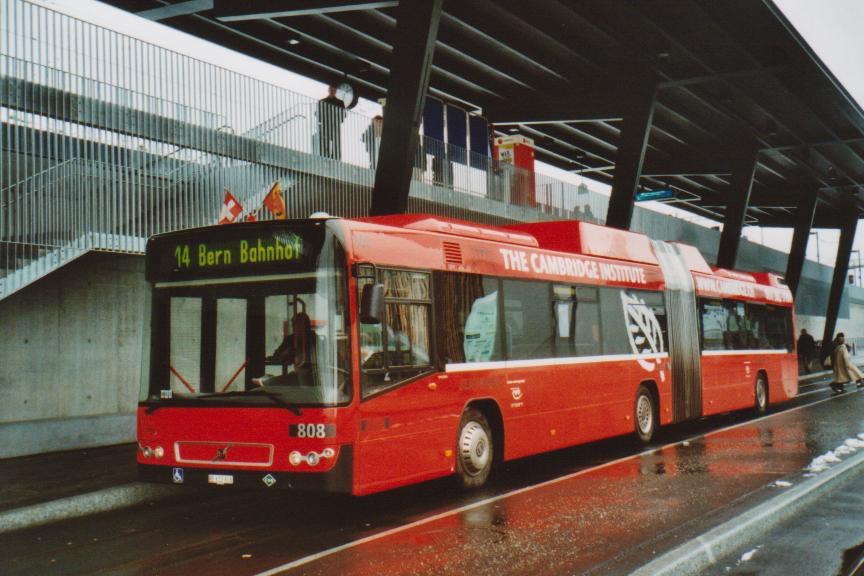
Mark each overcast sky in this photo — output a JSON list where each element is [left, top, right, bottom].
[[774, 0, 864, 108], [37, 0, 864, 264]]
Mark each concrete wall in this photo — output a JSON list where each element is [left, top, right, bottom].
[[0, 253, 146, 457]]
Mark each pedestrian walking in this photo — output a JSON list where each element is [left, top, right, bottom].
[[829, 333, 864, 393], [362, 115, 383, 168], [797, 328, 815, 374], [316, 84, 346, 159]]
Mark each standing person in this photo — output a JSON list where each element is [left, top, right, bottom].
[[797, 329, 815, 374], [362, 115, 383, 168], [829, 333, 864, 393], [316, 84, 346, 160]]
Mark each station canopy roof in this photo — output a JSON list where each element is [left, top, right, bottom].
[[106, 0, 864, 228]]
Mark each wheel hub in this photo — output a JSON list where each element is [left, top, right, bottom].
[[637, 395, 653, 434], [459, 421, 490, 476]]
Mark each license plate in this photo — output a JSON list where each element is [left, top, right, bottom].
[[208, 474, 234, 486]]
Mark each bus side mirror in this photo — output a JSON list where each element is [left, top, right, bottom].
[[360, 284, 385, 324]]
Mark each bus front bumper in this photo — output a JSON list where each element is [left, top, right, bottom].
[[138, 445, 353, 493]]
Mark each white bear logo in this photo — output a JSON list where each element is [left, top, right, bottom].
[[621, 291, 665, 372]]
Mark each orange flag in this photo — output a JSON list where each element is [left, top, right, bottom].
[[218, 189, 243, 224], [262, 181, 286, 219]]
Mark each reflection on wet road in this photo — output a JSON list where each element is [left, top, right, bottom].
[[2, 377, 862, 576]]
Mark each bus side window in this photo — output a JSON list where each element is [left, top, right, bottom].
[[553, 284, 576, 356], [359, 269, 433, 398], [765, 305, 794, 351], [502, 279, 553, 360], [462, 277, 502, 363], [699, 299, 726, 351], [598, 287, 630, 355], [745, 303, 768, 349], [575, 287, 601, 356], [433, 272, 501, 365]]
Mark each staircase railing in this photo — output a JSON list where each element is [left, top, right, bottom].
[[0, 0, 609, 301]]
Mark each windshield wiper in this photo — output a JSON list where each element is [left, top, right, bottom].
[[197, 388, 303, 415]]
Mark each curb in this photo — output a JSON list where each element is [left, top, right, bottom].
[[0, 483, 174, 534], [799, 359, 864, 384], [631, 448, 864, 575], [799, 370, 830, 383]]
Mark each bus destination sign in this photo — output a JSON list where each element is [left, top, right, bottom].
[[146, 224, 325, 281]]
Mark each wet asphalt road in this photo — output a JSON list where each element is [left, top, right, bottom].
[[704, 463, 864, 576], [2, 376, 863, 576]]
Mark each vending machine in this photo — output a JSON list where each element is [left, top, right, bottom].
[[494, 135, 536, 206]]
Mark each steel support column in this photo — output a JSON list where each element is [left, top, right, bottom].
[[716, 150, 759, 269], [369, 0, 443, 216], [784, 187, 819, 296], [605, 88, 657, 230], [822, 212, 859, 352]]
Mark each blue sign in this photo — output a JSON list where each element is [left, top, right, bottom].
[[635, 189, 674, 202]]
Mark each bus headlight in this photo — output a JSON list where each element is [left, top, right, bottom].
[[153, 446, 165, 459], [289, 449, 336, 466], [289, 451, 304, 466], [142, 446, 153, 458]]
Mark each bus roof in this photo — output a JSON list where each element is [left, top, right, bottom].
[[353, 214, 712, 270], [346, 215, 790, 302]]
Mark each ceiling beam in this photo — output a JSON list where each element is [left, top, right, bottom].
[[212, 1, 398, 22], [642, 151, 741, 178], [137, 0, 213, 21], [657, 65, 786, 89], [486, 85, 640, 124]]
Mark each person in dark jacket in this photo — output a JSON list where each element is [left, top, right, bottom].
[[362, 115, 383, 168], [316, 85, 346, 159], [797, 329, 816, 374]]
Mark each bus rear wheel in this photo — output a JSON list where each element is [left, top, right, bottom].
[[455, 408, 493, 488], [635, 385, 657, 444], [755, 375, 768, 414]]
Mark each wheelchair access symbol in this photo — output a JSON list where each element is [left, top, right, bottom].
[[172, 467, 184, 484]]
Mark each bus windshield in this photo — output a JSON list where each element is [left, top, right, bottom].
[[142, 229, 351, 408]]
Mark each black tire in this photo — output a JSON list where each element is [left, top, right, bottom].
[[455, 408, 493, 489], [634, 385, 657, 444], [755, 375, 768, 414]]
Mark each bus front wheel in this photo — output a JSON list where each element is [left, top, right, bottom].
[[635, 385, 657, 444], [455, 408, 493, 488]]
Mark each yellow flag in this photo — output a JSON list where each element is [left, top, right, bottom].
[[262, 181, 286, 219]]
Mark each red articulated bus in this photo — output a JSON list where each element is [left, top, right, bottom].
[[139, 214, 797, 495]]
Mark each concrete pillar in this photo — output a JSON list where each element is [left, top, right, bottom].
[[822, 211, 859, 352], [716, 150, 759, 270], [369, 0, 443, 216], [605, 88, 657, 230], [785, 187, 819, 296]]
